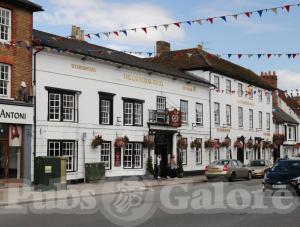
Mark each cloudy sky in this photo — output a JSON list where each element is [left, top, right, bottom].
[[32, 0, 300, 90]]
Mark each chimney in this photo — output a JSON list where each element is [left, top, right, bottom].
[[261, 70, 278, 88], [156, 41, 170, 54], [71, 25, 84, 41], [197, 44, 203, 50]]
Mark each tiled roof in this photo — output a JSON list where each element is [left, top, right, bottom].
[[273, 107, 299, 125], [147, 47, 274, 90], [3, 0, 43, 11], [33, 30, 211, 86], [278, 90, 300, 115]]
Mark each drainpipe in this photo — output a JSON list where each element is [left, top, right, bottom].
[[33, 47, 43, 182], [209, 72, 212, 164]]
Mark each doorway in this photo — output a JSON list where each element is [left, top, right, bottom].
[[237, 147, 244, 163], [0, 140, 8, 180], [154, 131, 173, 178]]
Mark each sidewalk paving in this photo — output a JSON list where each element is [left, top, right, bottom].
[[0, 175, 207, 207]]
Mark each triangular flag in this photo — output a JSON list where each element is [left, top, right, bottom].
[[221, 16, 227, 22], [207, 53, 213, 59], [142, 27, 147, 33], [85, 34, 91, 39], [277, 54, 282, 58], [233, 15, 238, 20], [148, 52, 152, 57], [196, 20, 202, 25], [238, 54, 242, 59], [258, 54, 262, 59], [271, 8, 278, 14], [121, 30, 127, 36], [207, 18, 214, 24], [154, 26, 158, 30], [228, 54, 232, 58], [292, 53, 297, 59], [113, 31, 119, 36], [131, 28, 137, 32], [163, 24, 169, 30], [257, 10, 263, 17], [287, 54, 292, 59], [186, 21, 192, 26], [245, 12, 251, 17], [248, 54, 253, 58], [284, 5, 291, 12], [267, 54, 272, 59], [174, 22, 181, 28], [94, 33, 100, 38]]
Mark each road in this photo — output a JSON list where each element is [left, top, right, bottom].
[[0, 178, 299, 227]]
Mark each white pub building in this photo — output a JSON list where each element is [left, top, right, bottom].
[[32, 28, 213, 181]]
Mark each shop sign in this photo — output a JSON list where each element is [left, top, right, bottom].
[[0, 104, 33, 124], [169, 109, 182, 127]]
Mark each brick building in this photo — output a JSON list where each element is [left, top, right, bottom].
[[0, 0, 42, 186]]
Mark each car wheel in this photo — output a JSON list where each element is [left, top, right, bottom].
[[228, 172, 236, 182], [246, 171, 252, 180]]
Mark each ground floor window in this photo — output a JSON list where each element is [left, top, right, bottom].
[[123, 142, 143, 169], [214, 149, 220, 161], [195, 149, 202, 164], [178, 149, 187, 165], [101, 142, 111, 170], [48, 140, 78, 172]]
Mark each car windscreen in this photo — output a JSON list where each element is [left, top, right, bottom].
[[250, 160, 265, 166], [271, 161, 300, 172], [211, 160, 230, 166]]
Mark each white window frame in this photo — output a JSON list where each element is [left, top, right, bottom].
[[288, 126, 296, 141], [124, 102, 133, 126], [179, 149, 187, 165], [157, 96, 166, 111], [0, 7, 11, 42], [63, 94, 75, 122], [180, 100, 188, 124], [101, 142, 111, 170], [266, 113, 270, 130], [0, 63, 10, 97], [258, 111, 263, 129], [195, 138, 202, 164], [249, 109, 253, 129], [266, 92, 271, 104], [226, 104, 231, 126], [238, 107, 243, 127], [238, 83, 243, 97], [195, 103, 203, 125], [100, 100, 110, 125], [134, 103, 142, 125], [226, 79, 231, 94], [258, 90, 263, 102], [49, 93, 61, 121], [123, 100, 143, 126], [214, 75, 220, 89], [123, 142, 143, 169], [214, 102, 220, 125]]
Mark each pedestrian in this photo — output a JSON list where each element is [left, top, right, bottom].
[[156, 154, 161, 179], [170, 155, 177, 178]]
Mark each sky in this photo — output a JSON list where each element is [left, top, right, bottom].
[[32, 0, 300, 90]]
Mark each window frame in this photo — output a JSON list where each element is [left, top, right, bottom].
[[214, 75, 220, 89], [156, 96, 166, 111], [258, 90, 263, 102], [258, 111, 263, 130], [180, 99, 188, 124], [0, 7, 11, 42], [266, 113, 270, 131], [123, 142, 143, 169], [122, 98, 144, 126], [195, 103, 203, 126], [46, 87, 79, 122], [226, 79, 231, 94], [195, 138, 202, 165], [226, 104, 231, 126], [99, 92, 115, 125], [249, 109, 254, 129], [100, 141, 112, 170], [238, 83, 243, 97], [288, 125, 296, 141], [238, 106, 243, 128], [266, 92, 271, 104], [214, 102, 220, 125], [47, 140, 78, 172], [178, 138, 188, 165], [0, 63, 11, 98]]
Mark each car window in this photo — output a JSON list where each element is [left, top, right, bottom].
[[272, 161, 300, 172], [250, 160, 265, 166], [237, 160, 244, 167], [231, 160, 238, 167], [213, 160, 229, 166]]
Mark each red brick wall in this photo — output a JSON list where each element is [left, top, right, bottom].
[[0, 2, 33, 99]]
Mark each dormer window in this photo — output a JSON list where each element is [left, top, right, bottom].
[[0, 7, 11, 42]]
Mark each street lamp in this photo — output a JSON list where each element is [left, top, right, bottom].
[[249, 136, 253, 144], [176, 131, 183, 141]]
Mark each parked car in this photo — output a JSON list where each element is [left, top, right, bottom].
[[249, 160, 273, 178], [205, 159, 252, 181], [262, 159, 300, 196]]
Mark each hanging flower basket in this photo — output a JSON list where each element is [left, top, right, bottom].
[[262, 141, 270, 149], [269, 143, 276, 149], [234, 140, 243, 149], [143, 135, 155, 149], [245, 140, 253, 149], [177, 137, 188, 150], [191, 139, 202, 150], [253, 143, 260, 150], [204, 139, 214, 149], [114, 136, 129, 148], [273, 133, 285, 145], [221, 139, 230, 148], [91, 135, 104, 149], [213, 140, 221, 149]]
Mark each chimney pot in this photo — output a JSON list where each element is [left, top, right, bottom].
[[156, 41, 170, 54]]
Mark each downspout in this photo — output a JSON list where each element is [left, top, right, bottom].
[[33, 47, 43, 182], [209, 72, 212, 164]]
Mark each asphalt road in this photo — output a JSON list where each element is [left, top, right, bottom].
[[0, 178, 299, 227]]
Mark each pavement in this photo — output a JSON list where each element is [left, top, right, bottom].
[[0, 175, 207, 207]]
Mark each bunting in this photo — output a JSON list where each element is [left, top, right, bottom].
[[78, 3, 300, 39]]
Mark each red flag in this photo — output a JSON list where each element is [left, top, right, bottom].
[[245, 12, 251, 17], [284, 5, 291, 12], [113, 31, 119, 36], [207, 53, 213, 58], [238, 54, 242, 59], [207, 18, 214, 24], [267, 54, 272, 58], [292, 53, 297, 59], [142, 27, 147, 33], [174, 22, 181, 28]]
